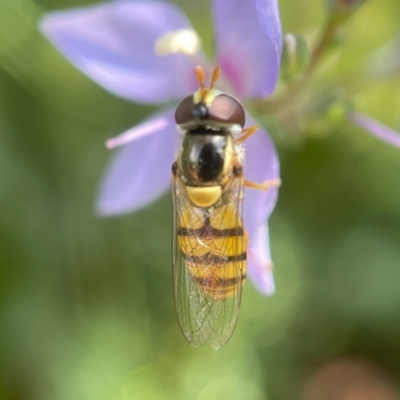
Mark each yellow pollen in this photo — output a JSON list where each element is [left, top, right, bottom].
[[155, 29, 201, 56]]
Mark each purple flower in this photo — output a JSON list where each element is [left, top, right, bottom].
[[40, 0, 282, 295], [349, 112, 400, 148]]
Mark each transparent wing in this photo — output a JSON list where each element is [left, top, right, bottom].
[[172, 172, 246, 349]]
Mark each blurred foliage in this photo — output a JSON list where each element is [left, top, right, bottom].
[[0, 0, 400, 399]]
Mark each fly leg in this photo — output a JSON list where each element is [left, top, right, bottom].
[[235, 125, 259, 144], [244, 179, 281, 191], [232, 164, 281, 192], [233, 126, 281, 191]]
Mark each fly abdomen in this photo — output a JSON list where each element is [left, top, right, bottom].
[[177, 219, 247, 300], [185, 252, 247, 300]]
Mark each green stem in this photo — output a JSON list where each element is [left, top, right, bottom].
[[251, 16, 341, 113]]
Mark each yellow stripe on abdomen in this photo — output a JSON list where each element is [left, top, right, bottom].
[[177, 204, 247, 299], [178, 236, 247, 300], [186, 254, 246, 300]]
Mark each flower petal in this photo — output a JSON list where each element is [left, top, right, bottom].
[[243, 120, 280, 294], [40, 1, 201, 104], [244, 119, 280, 222], [247, 224, 275, 294], [349, 112, 400, 148], [213, 0, 282, 99], [96, 109, 178, 216]]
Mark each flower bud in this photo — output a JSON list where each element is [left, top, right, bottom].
[[280, 33, 310, 81]]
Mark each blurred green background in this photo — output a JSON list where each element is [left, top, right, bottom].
[[1, 0, 400, 399]]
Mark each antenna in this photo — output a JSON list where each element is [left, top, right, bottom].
[[210, 66, 221, 89], [195, 65, 205, 90]]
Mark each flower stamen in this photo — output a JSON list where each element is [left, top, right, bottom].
[[154, 28, 201, 56]]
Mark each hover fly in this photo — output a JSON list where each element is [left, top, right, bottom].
[[172, 66, 279, 349]]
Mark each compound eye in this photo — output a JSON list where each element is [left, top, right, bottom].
[[207, 94, 245, 127], [175, 95, 194, 125]]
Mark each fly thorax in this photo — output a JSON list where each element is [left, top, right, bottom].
[[180, 131, 234, 187]]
